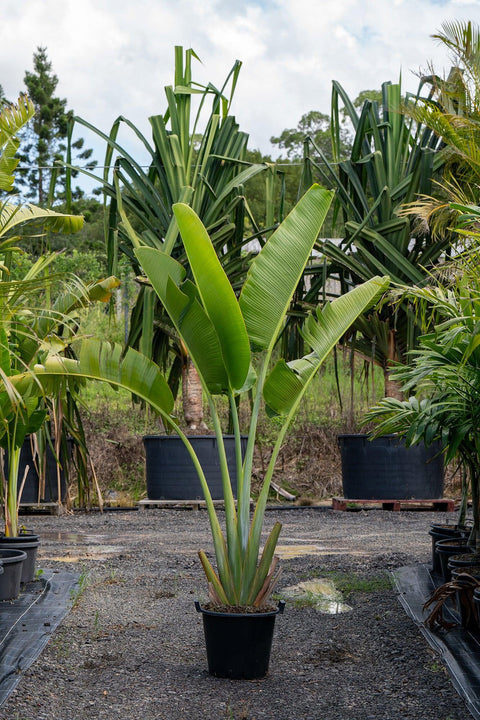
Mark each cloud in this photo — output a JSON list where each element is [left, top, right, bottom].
[[1, 0, 479, 169]]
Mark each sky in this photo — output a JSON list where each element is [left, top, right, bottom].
[[2, 0, 480, 184]]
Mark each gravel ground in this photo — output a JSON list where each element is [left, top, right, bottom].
[[0, 506, 470, 720]]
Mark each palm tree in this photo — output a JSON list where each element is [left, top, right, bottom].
[[365, 250, 480, 547], [308, 79, 449, 398], [398, 21, 480, 242], [72, 47, 271, 430]]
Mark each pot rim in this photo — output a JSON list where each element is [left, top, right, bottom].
[[0, 549, 27, 563], [194, 599, 285, 618], [0, 533, 39, 543], [435, 537, 472, 549], [143, 434, 247, 441], [0, 539, 39, 549]]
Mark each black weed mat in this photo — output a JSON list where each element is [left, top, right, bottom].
[[0, 570, 79, 705], [393, 564, 480, 720]]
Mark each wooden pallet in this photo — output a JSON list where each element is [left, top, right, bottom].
[[138, 499, 228, 511], [332, 497, 456, 512], [138, 498, 254, 511], [18, 502, 66, 516]]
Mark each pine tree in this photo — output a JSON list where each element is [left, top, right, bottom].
[[18, 47, 96, 205]]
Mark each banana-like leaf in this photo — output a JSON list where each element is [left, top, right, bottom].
[[29, 341, 174, 420], [0, 136, 20, 193], [135, 247, 229, 393], [0, 95, 35, 148], [172, 203, 250, 390], [0, 203, 84, 238], [239, 184, 334, 350], [264, 276, 389, 417], [19, 339, 237, 599]]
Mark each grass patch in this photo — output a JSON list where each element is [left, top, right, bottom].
[[322, 571, 393, 598]]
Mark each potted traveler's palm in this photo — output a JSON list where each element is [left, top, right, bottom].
[[121, 184, 388, 677], [23, 184, 387, 676]]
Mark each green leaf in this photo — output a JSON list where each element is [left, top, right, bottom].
[[264, 276, 389, 416], [172, 203, 250, 390], [135, 247, 229, 393], [0, 203, 84, 238], [240, 184, 334, 350], [31, 341, 175, 418], [0, 327, 10, 376]]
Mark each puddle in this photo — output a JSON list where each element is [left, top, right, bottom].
[[280, 579, 352, 614], [276, 544, 324, 558], [40, 531, 110, 544], [45, 552, 121, 563], [275, 544, 366, 558], [38, 532, 126, 561]]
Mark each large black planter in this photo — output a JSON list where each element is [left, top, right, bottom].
[[143, 435, 247, 501], [337, 434, 444, 500], [195, 600, 285, 679], [0, 549, 26, 600], [5, 438, 67, 504]]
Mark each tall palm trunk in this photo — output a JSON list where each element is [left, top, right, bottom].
[[182, 357, 208, 432]]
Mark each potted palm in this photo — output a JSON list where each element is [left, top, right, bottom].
[[309, 79, 450, 500], [0, 95, 118, 583], [122, 184, 388, 677], [27, 183, 388, 677], [364, 259, 480, 547]]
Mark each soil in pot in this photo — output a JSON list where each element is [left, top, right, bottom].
[[0, 549, 26, 600], [195, 600, 285, 679], [0, 533, 39, 584]]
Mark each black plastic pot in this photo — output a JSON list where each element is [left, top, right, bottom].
[[0, 549, 26, 600], [429, 525, 465, 575], [0, 532, 40, 583], [4, 438, 68, 504], [143, 435, 247, 501], [448, 553, 480, 573], [195, 600, 285, 679], [473, 587, 480, 629], [436, 537, 472, 583], [337, 434, 444, 500], [452, 569, 480, 632]]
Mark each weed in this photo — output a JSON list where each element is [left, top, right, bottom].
[[92, 610, 102, 637], [425, 658, 445, 673], [225, 702, 250, 720], [105, 568, 125, 585], [70, 567, 91, 608]]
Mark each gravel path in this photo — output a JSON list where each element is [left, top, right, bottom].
[[0, 507, 470, 720]]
